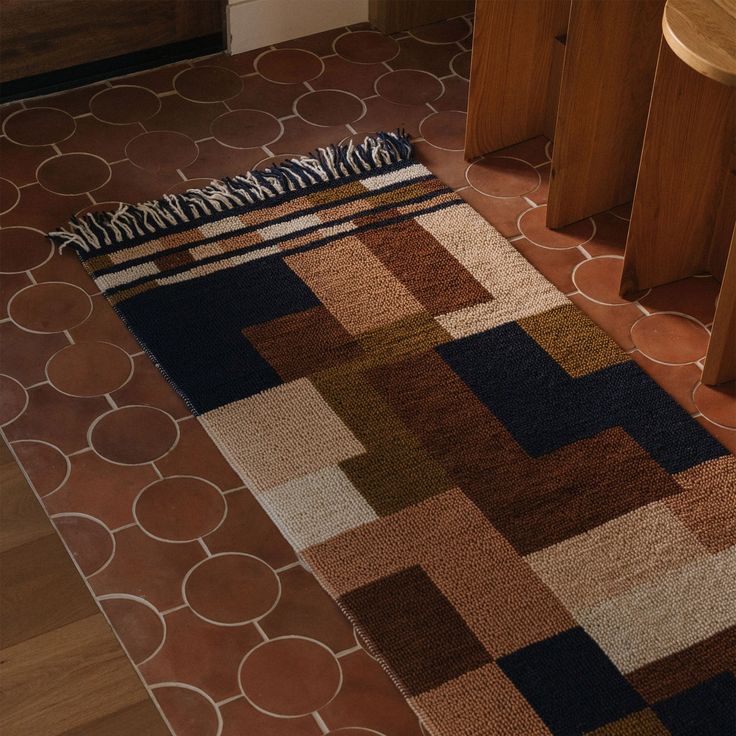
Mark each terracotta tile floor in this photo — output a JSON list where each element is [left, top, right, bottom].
[[1, 13, 735, 736]]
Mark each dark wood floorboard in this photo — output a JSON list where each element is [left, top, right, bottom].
[[0, 440, 170, 736]]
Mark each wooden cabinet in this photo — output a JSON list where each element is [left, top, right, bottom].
[[0, 0, 223, 84]]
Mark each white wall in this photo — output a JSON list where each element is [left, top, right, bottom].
[[227, 0, 369, 55]]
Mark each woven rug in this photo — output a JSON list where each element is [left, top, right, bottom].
[[51, 132, 736, 736]]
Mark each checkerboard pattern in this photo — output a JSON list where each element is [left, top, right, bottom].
[[55, 134, 736, 736]]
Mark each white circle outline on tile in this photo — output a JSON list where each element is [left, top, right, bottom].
[[544, 139, 554, 163], [465, 155, 541, 198], [44, 340, 134, 398], [209, 108, 284, 149], [35, 152, 112, 196], [373, 68, 446, 105], [0, 373, 29, 426], [172, 65, 244, 102], [98, 592, 167, 665], [450, 49, 472, 80], [10, 439, 71, 496], [629, 310, 711, 366], [150, 682, 224, 736], [0, 177, 21, 215], [182, 552, 281, 626], [609, 203, 632, 222], [571, 255, 651, 306], [332, 30, 401, 65], [133, 475, 227, 544], [352, 624, 380, 662], [7, 281, 94, 334], [87, 404, 181, 466], [253, 153, 303, 171], [237, 635, 343, 718], [89, 84, 162, 125], [2, 106, 76, 146], [0, 226, 55, 274], [165, 180, 215, 195], [692, 381, 736, 430], [51, 511, 116, 577], [254, 48, 325, 84], [418, 109, 467, 152], [293, 89, 367, 128], [519, 205, 597, 251], [124, 130, 199, 173], [408, 15, 473, 45]]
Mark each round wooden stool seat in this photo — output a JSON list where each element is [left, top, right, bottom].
[[663, 0, 736, 85]]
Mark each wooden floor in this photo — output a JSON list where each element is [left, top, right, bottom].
[[0, 440, 169, 736]]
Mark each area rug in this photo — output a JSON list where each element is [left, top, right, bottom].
[[51, 132, 736, 736]]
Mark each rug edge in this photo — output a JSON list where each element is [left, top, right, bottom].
[[47, 130, 413, 255]]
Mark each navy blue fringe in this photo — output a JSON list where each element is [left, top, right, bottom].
[[48, 130, 413, 254]]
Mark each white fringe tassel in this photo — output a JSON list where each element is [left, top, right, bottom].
[[48, 131, 412, 254]]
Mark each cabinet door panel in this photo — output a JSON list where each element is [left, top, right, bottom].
[[1, 0, 223, 83]]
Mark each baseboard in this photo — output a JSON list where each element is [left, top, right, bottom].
[[227, 0, 369, 55], [0, 33, 224, 104]]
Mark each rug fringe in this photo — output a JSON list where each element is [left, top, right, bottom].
[[48, 130, 413, 254]]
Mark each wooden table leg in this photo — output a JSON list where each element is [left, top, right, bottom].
[[545, 0, 663, 229], [621, 41, 736, 294]]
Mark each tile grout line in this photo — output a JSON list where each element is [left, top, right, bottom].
[[198, 538, 212, 557], [274, 560, 301, 573], [160, 602, 188, 616], [312, 710, 330, 734], [252, 619, 269, 642], [577, 245, 593, 260], [216, 693, 243, 708], [335, 643, 362, 658]]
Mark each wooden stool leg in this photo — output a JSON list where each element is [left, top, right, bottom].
[[702, 227, 736, 385], [464, 0, 570, 160], [545, 0, 662, 229], [621, 42, 735, 294]]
